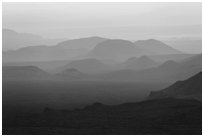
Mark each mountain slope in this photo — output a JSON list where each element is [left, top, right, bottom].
[[3, 36, 107, 62], [3, 45, 89, 62], [56, 36, 107, 50], [102, 54, 201, 82], [57, 58, 112, 74], [148, 72, 202, 100], [149, 54, 195, 63], [120, 56, 159, 70], [88, 39, 151, 62], [3, 66, 50, 79], [3, 29, 62, 51], [135, 39, 182, 55], [3, 37, 182, 63]]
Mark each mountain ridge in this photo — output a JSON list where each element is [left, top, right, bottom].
[[135, 39, 182, 54], [148, 72, 202, 100]]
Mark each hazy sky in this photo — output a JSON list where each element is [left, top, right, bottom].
[[3, 2, 201, 40]]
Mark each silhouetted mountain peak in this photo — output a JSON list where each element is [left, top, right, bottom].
[[58, 58, 111, 74], [136, 39, 168, 46], [89, 39, 145, 61], [135, 39, 181, 54], [120, 55, 158, 70]]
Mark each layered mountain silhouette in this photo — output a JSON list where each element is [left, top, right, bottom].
[[57, 36, 107, 50], [2, 33, 202, 135], [118, 56, 159, 70], [170, 54, 202, 80], [3, 36, 183, 63], [3, 60, 72, 72], [3, 36, 107, 62], [3, 54, 201, 82], [165, 38, 202, 54], [102, 54, 201, 82], [88, 39, 153, 62], [135, 39, 182, 54], [3, 44, 90, 62], [89, 39, 181, 62], [3, 29, 63, 51], [148, 72, 202, 101], [148, 54, 195, 63], [57, 68, 86, 79], [3, 66, 50, 79], [146, 54, 202, 81], [56, 58, 112, 74]]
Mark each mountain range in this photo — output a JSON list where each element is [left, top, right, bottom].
[[56, 58, 112, 74], [101, 54, 201, 82], [3, 53, 201, 83], [117, 56, 159, 70], [3, 33, 183, 63], [3, 31, 202, 135]]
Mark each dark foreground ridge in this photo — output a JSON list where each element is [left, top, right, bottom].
[[148, 72, 202, 101], [3, 98, 201, 135]]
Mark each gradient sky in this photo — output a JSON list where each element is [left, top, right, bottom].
[[3, 2, 201, 40]]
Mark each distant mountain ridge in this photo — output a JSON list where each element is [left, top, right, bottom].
[[56, 36, 107, 50], [57, 68, 86, 79], [56, 58, 112, 74], [87, 39, 182, 62], [88, 39, 144, 61], [3, 36, 108, 62], [3, 66, 50, 79], [3, 29, 63, 51], [3, 35, 182, 62], [119, 56, 159, 70], [135, 39, 182, 54], [102, 54, 201, 82]]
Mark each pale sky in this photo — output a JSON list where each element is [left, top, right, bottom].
[[3, 2, 202, 40]]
